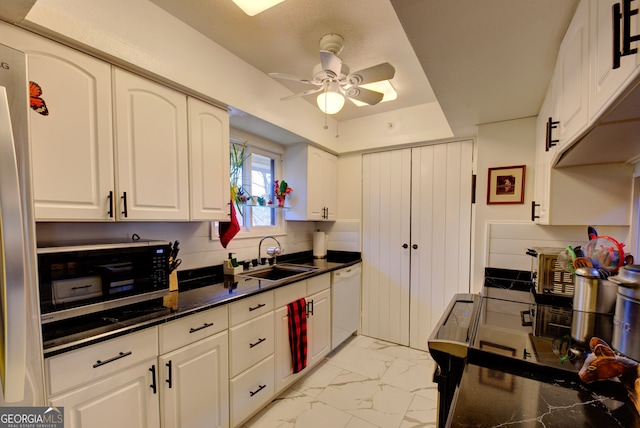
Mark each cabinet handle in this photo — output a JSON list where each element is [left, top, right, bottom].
[[249, 303, 266, 312], [121, 191, 128, 218], [306, 299, 314, 317], [614, 2, 623, 69], [520, 310, 533, 327], [149, 364, 157, 394], [412, 244, 418, 250], [166, 360, 173, 389], [93, 351, 132, 368], [189, 322, 214, 333], [545, 117, 559, 151], [623, 0, 640, 55], [402, 244, 408, 249], [107, 191, 114, 218], [71, 284, 93, 290], [249, 384, 266, 397], [249, 337, 266, 348], [531, 201, 540, 221]]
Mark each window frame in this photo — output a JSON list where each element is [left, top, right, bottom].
[[217, 138, 287, 240]]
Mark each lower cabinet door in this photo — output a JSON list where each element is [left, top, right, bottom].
[[307, 289, 331, 367], [159, 331, 229, 428], [229, 355, 275, 427], [48, 358, 160, 428], [274, 306, 305, 394]]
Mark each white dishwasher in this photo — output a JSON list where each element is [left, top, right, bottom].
[[331, 263, 362, 350]]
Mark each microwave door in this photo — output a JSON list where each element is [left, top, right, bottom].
[[0, 86, 29, 402]]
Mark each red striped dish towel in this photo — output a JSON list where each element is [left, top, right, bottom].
[[287, 298, 308, 374]]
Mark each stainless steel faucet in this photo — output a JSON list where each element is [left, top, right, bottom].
[[258, 235, 283, 265]]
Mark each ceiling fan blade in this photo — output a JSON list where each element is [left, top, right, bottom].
[[269, 72, 318, 85], [319, 50, 343, 78], [347, 62, 395, 86], [345, 87, 384, 105], [280, 86, 324, 101]]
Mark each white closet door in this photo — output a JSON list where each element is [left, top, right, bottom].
[[362, 149, 411, 346], [409, 141, 473, 350]]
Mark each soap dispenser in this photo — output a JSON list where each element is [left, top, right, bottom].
[[223, 252, 243, 275]]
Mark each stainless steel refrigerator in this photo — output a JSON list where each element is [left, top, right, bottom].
[[0, 43, 45, 405]]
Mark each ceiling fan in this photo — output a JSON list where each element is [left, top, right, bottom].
[[269, 34, 396, 114]]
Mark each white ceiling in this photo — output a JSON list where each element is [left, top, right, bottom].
[[149, 0, 579, 140]]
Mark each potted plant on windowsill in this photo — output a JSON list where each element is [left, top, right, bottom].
[[273, 180, 293, 207], [230, 142, 250, 215]]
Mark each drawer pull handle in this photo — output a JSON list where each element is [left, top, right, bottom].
[[166, 360, 173, 389], [249, 384, 266, 397], [249, 303, 266, 312], [149, 364, 157, 394], [93, 351, 132, 368], [249, 337, 266, 348], [189, 322, 214, 333]]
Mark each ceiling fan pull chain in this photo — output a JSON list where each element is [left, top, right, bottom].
[[335, 120, 339, 138]]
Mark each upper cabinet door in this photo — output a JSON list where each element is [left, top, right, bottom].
[[25, 37, 115, 221], [589, 0, 640, 122], [113, 69, 189, 221], [555, 0, 590, 149], [188, 97, 230, 221]]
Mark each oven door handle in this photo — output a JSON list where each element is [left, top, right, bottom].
[[520, 309, 533, 327]]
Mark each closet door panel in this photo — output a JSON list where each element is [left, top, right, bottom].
[[362, 149, 411, 345]]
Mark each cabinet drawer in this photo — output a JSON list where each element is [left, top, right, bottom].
[[230, 355, 275, 427], [229, 291, 273, 326], [229, 311, 274, 377], [45, 327, 158, 396], [159, 305, 228, 354], [307, 272, 330, 296], [274, 280, 307, 308]]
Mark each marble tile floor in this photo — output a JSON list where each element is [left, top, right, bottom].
[[242, 335, 439, 428]]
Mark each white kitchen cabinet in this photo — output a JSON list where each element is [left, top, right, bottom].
[[273, 281, 307, 394], [362, 142, 472, 351], [589, 0, 640, 122], [532, 83, 556, 225], [553, 0, 590, 150], [306, 287, 331, 367], [113, 68, 190, 220], [229, 355, 275, 427], [159, 331, 229, 428], [188, 97, 230, 221], [45, 328, 160, 428], [157, 305, 229, 428], [7, 29, 116, 221], [284, 144, 337, 221], [48, 357, 160, 428], [228, 291, 275, 427]]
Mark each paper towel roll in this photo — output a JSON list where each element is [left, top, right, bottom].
[[313, 231, 327, 259]]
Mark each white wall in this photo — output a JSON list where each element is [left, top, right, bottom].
[[472, 117, 538, 291]]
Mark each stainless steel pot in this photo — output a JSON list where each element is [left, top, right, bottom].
[[608, 264, 640, 300], [572, 267, 617, 314], [609, 265, 640, 359], [613, 293, 640, 360]]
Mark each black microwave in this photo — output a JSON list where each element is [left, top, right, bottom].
[[37, 239, 171, 323]]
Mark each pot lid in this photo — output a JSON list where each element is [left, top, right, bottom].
[[609, 264, 640, 286]]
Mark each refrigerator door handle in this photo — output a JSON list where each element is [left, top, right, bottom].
[[0, 87, 28, 402]]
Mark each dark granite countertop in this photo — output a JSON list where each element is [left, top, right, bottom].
[[449, 361, 640, 427], [42, 251, 361, 357]]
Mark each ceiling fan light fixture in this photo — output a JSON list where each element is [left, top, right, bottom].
[[231, 0, 285, 16], [317, 85, 345, 115]]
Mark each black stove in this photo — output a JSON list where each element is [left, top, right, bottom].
[[428, 285, 618, 427]]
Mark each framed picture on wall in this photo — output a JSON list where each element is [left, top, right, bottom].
[[487, 165, 525, 205]]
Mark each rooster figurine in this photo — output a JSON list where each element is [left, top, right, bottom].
[[579, 337, 640, 414]]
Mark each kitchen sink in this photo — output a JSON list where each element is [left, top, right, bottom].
[[239, 263, 318, 282]]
